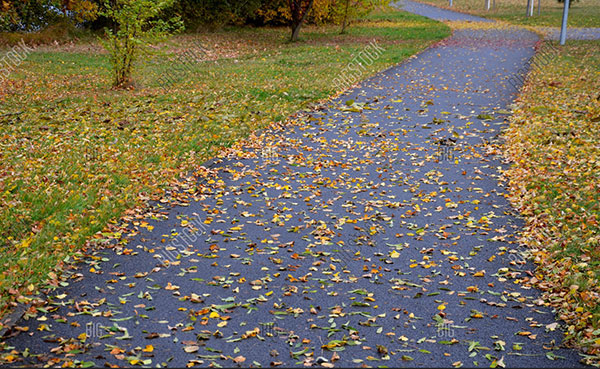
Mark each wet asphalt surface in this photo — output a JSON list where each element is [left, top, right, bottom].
[[1, 1, 588, 368], [396, 0, 495, 22], [399, 0, 600, 41], [541, 27, 600, 41]]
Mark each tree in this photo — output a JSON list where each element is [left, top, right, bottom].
[[99, 0, 183, 88], [340, 0, 350, 33], [334, 0, 388, 34], [162, 0, 262, 31], [0, 0, 57, 31], [289, 0, 314, 41], [60, 0, 99, 23], [0, 0, 98, 31]]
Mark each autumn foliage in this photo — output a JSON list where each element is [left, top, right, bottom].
[[0, 0, 98, 31], [503, 40, 600, 365], [98, 0, 183, 87]]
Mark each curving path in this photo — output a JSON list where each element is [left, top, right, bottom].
[[0, 1, 587, 368], [396, 0, 494, 22], [398, 0, 600, 41], [540, 27, 600, 41]]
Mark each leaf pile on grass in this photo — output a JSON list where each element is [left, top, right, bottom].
[[503, 40, 600, 365], [0, 10, 450, 319]]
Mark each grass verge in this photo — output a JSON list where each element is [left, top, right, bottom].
[[416, 0, 600, 27], [503, 40, 600, 365], [0, 9, 450, 318]]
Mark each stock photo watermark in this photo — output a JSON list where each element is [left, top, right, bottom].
[[332, 39, 386, 91], [0, 39, 35, 84], [506, 244, 530, 266], [154, 40, 208, 90], [83, 322, 136, 342], [333, 246, 359, 271], [435, 137, 457, 161], [260, 145, 279, 165], [258, 323, 292, 340], [82, 139, 102, 163], [436, 322, 455, 338], [245, 322, 296, 351], [84, 322, 103, 339], [507, 42, 559, 92], [157, 215, 208, 266]]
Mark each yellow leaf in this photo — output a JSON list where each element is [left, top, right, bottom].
[[233, 356, 246, 364]]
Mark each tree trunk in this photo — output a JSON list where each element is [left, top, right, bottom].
[[340, 0, 350, 34], [289, 0, 315, 42], [291, 23, 302, 41]]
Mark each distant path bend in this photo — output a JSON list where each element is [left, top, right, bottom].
[[396, 0, 494, 22]]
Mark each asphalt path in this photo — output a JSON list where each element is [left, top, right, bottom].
[[1, 1, 587, 368]]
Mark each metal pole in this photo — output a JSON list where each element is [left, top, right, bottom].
[[529, 0, 534, 16], [560, 0, 570, 45]]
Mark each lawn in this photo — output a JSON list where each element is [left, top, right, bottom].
[[0, 9, 450, 317], [502, 40, 600, 364], [417, 0, 600, 27]]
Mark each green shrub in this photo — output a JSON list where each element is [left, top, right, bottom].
[[99, 0, 183, 87]]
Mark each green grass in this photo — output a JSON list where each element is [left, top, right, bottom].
[[0, 9, 450, 317], [503, 40, 600, 364], [417, 0, 600, 27]]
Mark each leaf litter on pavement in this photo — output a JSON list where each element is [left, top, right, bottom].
[[0, 17, 586, 369]]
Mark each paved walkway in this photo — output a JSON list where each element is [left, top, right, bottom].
[[398, 0, 600, 41], [396, 0, 493, 22], [540, 27, 600, 41], [1, 2, 586, 368]]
